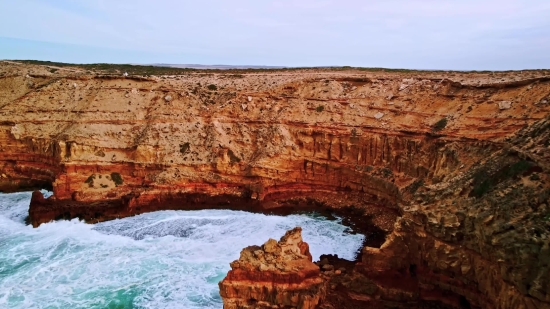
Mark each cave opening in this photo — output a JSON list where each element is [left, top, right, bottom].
[[0, 179, 53, 194], [409, 263, 417, 278], [459, 295, 471, 309]]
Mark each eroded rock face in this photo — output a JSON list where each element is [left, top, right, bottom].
[[1, 62, 550, 308], [219, 227, 326, 309]]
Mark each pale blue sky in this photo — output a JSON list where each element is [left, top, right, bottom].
[[1, 0, 549, 70]]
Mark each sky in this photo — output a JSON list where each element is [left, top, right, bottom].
[[0, 0, 549, 70]]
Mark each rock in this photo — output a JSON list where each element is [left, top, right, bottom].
[[334, 270, 341, 275], [3, 64, 550, 309], [321, 264, 334, 271], [219, 227, 326, 309], [498, 101, 512, 110], [248, 96, 253, 102], [241, 104, 247, 111], [374, 112, 384, 119], [263, 238, 280, 253], [164, 95, 172, 102]]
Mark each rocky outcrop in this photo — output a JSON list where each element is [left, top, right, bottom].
[[219, 227, 326, 309], [1, 62, 550, 308], [332, 117, 550, 309]]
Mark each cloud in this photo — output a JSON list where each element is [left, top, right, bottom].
[[0, 0, 548, 69]]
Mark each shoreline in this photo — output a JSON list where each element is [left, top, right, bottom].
[[27, 189, 390, 255]]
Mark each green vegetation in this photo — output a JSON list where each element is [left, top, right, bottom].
[[84, 174, 96, 188], [381, 167, 393, 178], [11, 60, 550, 76], [409, 179, 425, 194], [471, 160, 534, 198], [179, 142, 190, 154], [316, 105, 325, 112], [432, 118, 448, 132], [471, 179, 492, 198], [504, 160, 533, 177], [227, 149, 241, 163], [18, 60, 197, 76], [111, 172, 123, 186], [207, 84, 217, 91], [84, 174, 95, 184]]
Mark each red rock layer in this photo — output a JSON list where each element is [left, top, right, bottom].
[[219, 227, 326, 309], [1, 62, 550, 308]]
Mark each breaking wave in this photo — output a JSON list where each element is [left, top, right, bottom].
[[0, 191, 364, 308]]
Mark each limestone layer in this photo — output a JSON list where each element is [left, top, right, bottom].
[[1, 62, 550, 308]]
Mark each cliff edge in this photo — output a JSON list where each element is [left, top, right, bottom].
[[1, 62, 549, 308]]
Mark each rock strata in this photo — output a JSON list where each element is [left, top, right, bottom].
[[1, 62, 550, 309], [219, 227, 326, 309]]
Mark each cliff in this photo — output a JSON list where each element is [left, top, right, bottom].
[[1, 61, 549, 308]]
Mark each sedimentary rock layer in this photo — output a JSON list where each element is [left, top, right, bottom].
[[219, 227, 326, 309], [1, 62, 549, 308]]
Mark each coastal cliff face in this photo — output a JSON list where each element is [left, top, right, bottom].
[[1, 62, 549, 308]]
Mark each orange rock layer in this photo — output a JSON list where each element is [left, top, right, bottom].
[[219, 227, 326, 309], [1, 62, 550, 308]]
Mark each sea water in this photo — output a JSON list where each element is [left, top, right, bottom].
[[0, 191, 364, 309]]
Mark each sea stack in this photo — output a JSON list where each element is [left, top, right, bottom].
[[219, 227, 326, 309]]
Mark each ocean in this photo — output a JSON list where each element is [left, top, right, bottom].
[[0, 191, 364, 308]]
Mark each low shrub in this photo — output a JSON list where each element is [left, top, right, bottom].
[[432, 118, 448, 132], [471, 160, 534, 198], [179, 143, 190, 154], [228, 149, 241, 163], [111, 172, 123, 186]]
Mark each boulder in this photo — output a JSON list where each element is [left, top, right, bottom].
[[498, 101, 512, 110]]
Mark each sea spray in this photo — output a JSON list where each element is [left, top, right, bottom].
[[0, 192, 364, 309]]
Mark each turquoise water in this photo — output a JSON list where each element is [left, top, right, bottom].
[[0, 191, 364, 309]]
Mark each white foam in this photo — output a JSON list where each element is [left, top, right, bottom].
[[0, 192, 365, 309]]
